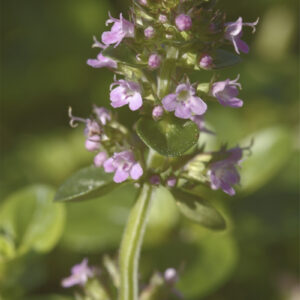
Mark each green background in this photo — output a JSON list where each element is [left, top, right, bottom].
[[1, 0, 299, 299]]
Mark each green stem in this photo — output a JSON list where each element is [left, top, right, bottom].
[[118, 184, 153, 300]]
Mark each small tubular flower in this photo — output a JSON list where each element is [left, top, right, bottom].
[[211, 75, 243, 108], [103, 151, 143, 183], [225, 17, 259, 54], [190, 115, 214, 134], [61, 259, 94, 288], [110, 79, 143, 111], [199, 54, 214, 70], [144, 26, 155, 39], [208, 147, 243, 196], [162, 82, 207, 119], [94, 151, 108, 167], [85, 135, 101, 152], [87, 52, 117, 69], [102, 13, 134, 47], [152, 105, 164, 120]]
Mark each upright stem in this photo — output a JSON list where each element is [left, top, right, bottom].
[[118, 184, 153, 300]]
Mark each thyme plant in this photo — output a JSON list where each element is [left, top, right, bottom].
[[55, 0, 258, 299]]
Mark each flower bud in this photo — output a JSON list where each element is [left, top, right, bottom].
[[159, 14, 168, 23], [166, 176, 177, 187], [152, 105, 164, 121], [175, 14, 192, 31], [94, 151, 107, 167], [148, 54, 161, 70], [85, 135, 100, 152], [199, 54, 213, 70], [149, 175, 161, 185], [144, 26, 155, 39], [164, 268, 179, 285]]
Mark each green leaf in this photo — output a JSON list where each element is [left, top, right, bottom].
[[172, 189, 226, 230], [136, 116, 199, 157], [213, 49, 242, 69], [54, 165, 120, 203], [0, 185, 65, 260]]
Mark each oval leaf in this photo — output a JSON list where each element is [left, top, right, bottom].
[[54, 165, 119, 202], [172, 189, 226, 230], [136, 116, 199, 157], [213, 49, 242, 69]]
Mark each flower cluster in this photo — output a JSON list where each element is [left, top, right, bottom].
[[77, 0, 258, 193]]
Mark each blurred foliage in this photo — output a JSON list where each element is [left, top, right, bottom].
[[0, 0, 299, 299]]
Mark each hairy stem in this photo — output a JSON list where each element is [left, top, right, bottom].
[[118, 184, 153, 300]]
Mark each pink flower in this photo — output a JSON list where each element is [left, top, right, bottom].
[[110, 79, 143, 111], [93, 106, 111, 125], [208, 147, 243, 196], [152, 105, 164, 120], [175, 14, 192, 31], [144, 26, 155, 38], [61, 259, 94, 288], [94, 151, 108, 167], [225, 17, 259, 54], [199, 54, 214, 70], [211, 75, 243, 108], [87, 52, 117, 69], [162, 82, 207, 119], [102, 13, 135, 48], [103, 151, 143, 183]]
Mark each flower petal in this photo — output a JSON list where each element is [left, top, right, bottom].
[[130, 163, 143, 180], [114, 168, 129, 183], [128, 92, 143, 111], [162, 93, 177, 111]]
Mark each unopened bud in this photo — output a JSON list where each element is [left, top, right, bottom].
[[199, 54, 213, 70], [148, 54, 161, 70], [166, 176, 177, 187], [175, 14, 192, 31], [144, 26, 155, 38], [152, 106, 164, 120], [149, 175, 161, 185], [159, 14, 168, 23], [164, 268, 179, 285]]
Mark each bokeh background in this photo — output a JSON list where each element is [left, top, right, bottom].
[[1, 0, 299, 299]]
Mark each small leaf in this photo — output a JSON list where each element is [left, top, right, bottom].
[[213, 49, 242, 69], [54, 165, 120, 202], [136, 116, 199, 157], [172, 189, 226, 230]]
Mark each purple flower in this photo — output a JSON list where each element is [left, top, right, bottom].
[[93, 106, 111, 125], [102, 13, 134, 48], [152, 105, 164, 120], [110, 79, 143, 111], [148, 53, 161, 69], [144, 26, 155, 38], [175, 14, 192, 31], [225, 17, 259, 54], [208, 147, 243, 196], [211, 75, 243, 108], [61, 259, 94, 288], [162, 82, 207, 119], [94, 151, 108, 167], [103, 151, 143, 183], [85, 135, 101, 152], [87, 52, 117, 69], [199, 54, 214, 70]]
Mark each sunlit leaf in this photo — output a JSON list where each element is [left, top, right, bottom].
[[136, 116, 199, 157], [172, 189, 226, 230], [0, 185, 65, 259], [54, 165, 120, 202]]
